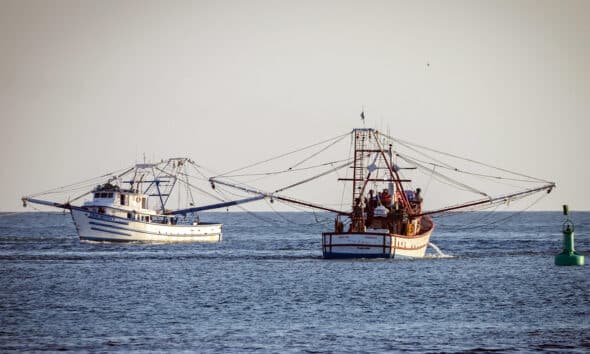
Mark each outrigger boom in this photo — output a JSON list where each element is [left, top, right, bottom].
[[164, 195, 266, 215], [416, 183, 555, 217], [22, 197, 72, 210], [209, 178, 350, 215]]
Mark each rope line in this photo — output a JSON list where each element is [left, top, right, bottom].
[[383, 132, 551, 183], [214, 132, 350, 178]]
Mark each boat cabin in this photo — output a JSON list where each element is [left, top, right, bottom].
[[83, 184, 152, 218], [81, 183, 197, 225]]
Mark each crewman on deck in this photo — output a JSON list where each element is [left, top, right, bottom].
[[380, 189, 392, 207], [414, 188, 423, 214], [365, 189, 378, 217], [351, 198, 365, 232], [415, 188, 423, 203]]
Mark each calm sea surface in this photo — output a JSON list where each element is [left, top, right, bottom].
[[1, 211, 588, 353]]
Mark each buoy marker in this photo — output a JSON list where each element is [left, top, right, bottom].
[[555, 204, 585, 266]]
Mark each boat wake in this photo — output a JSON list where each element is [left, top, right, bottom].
[[426, 242, 454, 258]]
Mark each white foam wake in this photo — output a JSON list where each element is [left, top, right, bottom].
[[427, 242, 454, 258]]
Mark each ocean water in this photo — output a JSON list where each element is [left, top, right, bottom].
[[0, 211, 588, 353]]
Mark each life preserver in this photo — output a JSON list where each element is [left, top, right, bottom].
[[136, 197, 141, 203]]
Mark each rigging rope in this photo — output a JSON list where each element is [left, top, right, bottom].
[[220, 158, 352, 178], [423, 164, 436, 195], [397, 153, 490, 197], [27, 166, 134, 198], [396, 150, 545, 184], [268, 197, 333, 226], [382, 132, 552, 183], [213, 187, 278, 225], [214, 132, 350, 178], [286, 133, 349, 171], [437, 191, 549, 231], [423, 183, 553, 217], [273, 160, 352, 194], [154, 166, 226, 203]]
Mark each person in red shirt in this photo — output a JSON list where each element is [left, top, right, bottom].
[[380, 188, 392, 207]]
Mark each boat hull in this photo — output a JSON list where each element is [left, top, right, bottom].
[[322, 228, 433, 259], [71, 209, 222, 243]]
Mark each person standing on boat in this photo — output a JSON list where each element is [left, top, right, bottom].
[[380, 189, 392, 208], [351, 198, 365, 232], [365, 189, 378, 217], [369, 190, 378, 205], [412, 188, 423, 214]]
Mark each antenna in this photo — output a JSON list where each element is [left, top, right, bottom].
[[360, 106, 366, 127]]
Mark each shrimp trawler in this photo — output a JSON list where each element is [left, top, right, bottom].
[[22, 158, 262, 242], [209, 128, 555, 259]]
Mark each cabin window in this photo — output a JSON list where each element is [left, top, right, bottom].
[[107, 193, 113, 198], [127, 212, 132, 219], [94, 193, 99, 198], [142, 198, 147, 209], [120, 194, 126, 206]]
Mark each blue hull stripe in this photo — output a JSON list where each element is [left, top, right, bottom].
[[90, 226, 131, 236], [81, 236, 134, 242], [88, 221, 141, 233], [89, 221, 131, 230], [83, 211, 221, 228], [88, 215, 129, 225], [88, 221, 219, 238]]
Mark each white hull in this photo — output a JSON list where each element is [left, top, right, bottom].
[[71, 209, 222, 243], [322, 228, 433, 259]]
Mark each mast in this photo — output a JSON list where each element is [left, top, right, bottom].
[[351, 128, 380, 206], [352, 129, 365, 206]]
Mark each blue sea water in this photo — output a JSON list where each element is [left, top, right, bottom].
[[0, 211, 588, 353]]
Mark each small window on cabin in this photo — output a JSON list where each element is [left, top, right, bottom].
[[127, 212, 131, 219], [142, 198, 147, 209], [94, 193, 99, 198], [107, 193, 113, 198], [120, 194, 126, 205], [100, 193, 107, 198]]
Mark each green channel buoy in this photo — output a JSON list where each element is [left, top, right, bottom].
[[555, 204, 585, 266]]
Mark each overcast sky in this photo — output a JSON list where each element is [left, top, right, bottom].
[[1, 0, 588, 211]]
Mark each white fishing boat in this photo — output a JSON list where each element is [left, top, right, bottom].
[[22, 158, 262, 242], [209, 127, 555, 259]]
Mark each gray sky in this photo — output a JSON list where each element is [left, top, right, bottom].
[[1, 0, 588, 211]]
